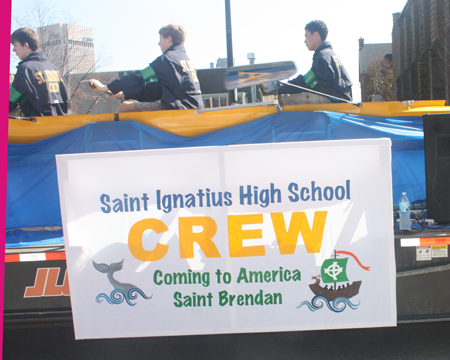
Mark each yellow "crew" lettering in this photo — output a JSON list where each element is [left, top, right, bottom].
[[128, 211, 327, 261], [49, 82, 60, 92]]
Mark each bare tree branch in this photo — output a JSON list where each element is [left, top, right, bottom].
[[11, 0, 111, 114], [361, 55, 394, 102]]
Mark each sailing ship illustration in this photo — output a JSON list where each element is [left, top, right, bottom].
[[309, 250, 367, 301]]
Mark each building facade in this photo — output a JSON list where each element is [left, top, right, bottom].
[[38, 24, 96, 75], [359, 38, 393, 101], [392, 0, 450, 103]]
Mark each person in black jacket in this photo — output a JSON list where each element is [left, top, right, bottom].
[[91, 24, 203, 112], [278, 20, 352, 105], [9, 27, 69, 117]]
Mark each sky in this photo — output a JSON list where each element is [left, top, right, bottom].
[[10, 0, 409, 102]]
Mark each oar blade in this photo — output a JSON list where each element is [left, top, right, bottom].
[[223, 61, 297, 90]]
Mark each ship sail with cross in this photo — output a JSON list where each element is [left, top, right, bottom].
[[309, 250, 370, 302]]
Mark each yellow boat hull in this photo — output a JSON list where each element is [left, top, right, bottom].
[[8, 100, 450, 144]]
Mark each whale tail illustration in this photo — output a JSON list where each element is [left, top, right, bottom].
[[92, 259, 138, 293], [92, 259, 152, 305], [93, 259, 124, 274]]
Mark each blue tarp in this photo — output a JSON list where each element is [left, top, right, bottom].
[[6, 111, 427, 247]]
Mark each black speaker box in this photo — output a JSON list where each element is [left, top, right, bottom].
[[423, 113, 450, 225]]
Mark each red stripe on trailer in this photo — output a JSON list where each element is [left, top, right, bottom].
[[5, 252, 66, 262], [45, 252, 66, 261], [5, 254, 20, 263], [420, 237, 450, 245]]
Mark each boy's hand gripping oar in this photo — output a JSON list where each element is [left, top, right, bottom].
[[82, 80, 114, 95]]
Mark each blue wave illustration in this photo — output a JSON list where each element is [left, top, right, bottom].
[[95, 288, 152, 306], [298, 295, 360, 313]]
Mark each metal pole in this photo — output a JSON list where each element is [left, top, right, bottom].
[[248, 52, 256, 103], [225, 0, 236, 105]]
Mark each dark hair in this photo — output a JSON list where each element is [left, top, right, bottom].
[[305, 20, 328, 42], [159, 24, 186, 45], [11, 27, 40, 51]]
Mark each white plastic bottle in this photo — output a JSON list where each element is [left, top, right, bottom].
[[398, 192, 411, 230]]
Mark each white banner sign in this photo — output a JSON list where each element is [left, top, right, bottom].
[[56, 139, 396, 340]]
